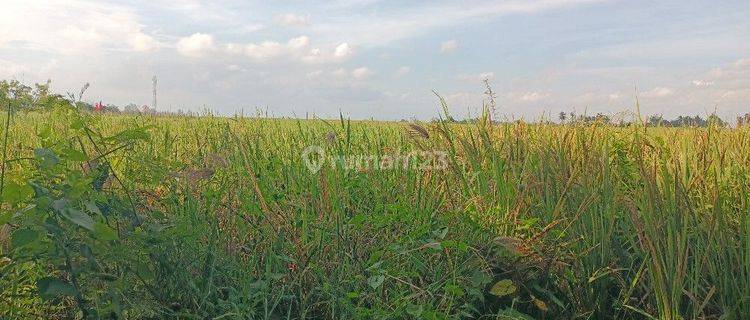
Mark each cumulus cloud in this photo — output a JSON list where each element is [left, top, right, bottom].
[[129, 33, 158, 52], [327, 67, 374, 81], [440, 40, 458, 53], [351, 67, 374, 80], [510, 91, 550, 103], [176, 33, 215, 57], [457, 72, 494, 82], [642, 86, 674, 98], [287, 36, 310, 50], [185, 35, 352, 64], [692, 80, 715, 87], [276, 13, 311, 27], [244, 41, 283, 60], [332, 68, 349, 78], [306, 70, 323, 78], [394, 66, 410, 77], [0, 0, 160, 55], [333, 43, 353, 58], [445, 92, 482, 107]]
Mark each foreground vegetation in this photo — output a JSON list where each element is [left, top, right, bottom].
[[1, 92, 749, 319]]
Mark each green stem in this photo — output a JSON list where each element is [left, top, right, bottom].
[[0, 101, 11, 202]]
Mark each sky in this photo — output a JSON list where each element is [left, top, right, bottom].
[[1, 0, 748, 120]]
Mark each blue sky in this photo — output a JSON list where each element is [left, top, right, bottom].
[[1, 0, 748, 120]]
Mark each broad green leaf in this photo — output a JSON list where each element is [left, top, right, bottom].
[[52, 198, 68, 212], [368, 275, 385, 290], [2, 181, 33, 205], [444, 284, 465, 297], [34, 148, 59, 168], [37, 277, 77, 300], [85, 201, 103, 216], [11, 228, 39, 248], [94, 222, 118, 240], [0, 211, 12, 224], [70, 118, 85, 130], [490, 279, 516, 297], [61, 147, 87, 162], [61, 208, 95, 231]]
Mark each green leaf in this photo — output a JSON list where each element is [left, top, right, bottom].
[[406, 303, 423, 316], [496, 308, 534, 320], [368, 275, 385, 290], [61, 147, 87, 162], [444, 284, 465, 297], [0, 211, 13, 224], [34, 148, 59, 168], [108, 128, 150, 143], [94, 222, 118, 240], [424, 242, 442, 251], [37, 277, 77, 300], [2, 181, 33, 205], [135, 262, 154, 281], [11, 228, 39, 248], [490, 279, 517, 297], [61, 207, 95, 231], [85, 201, 102, 216], [70, 118, 85, 130]]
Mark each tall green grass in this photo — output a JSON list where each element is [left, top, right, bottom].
[[1, 107, 749, 319]]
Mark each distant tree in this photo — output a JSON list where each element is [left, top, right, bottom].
[[648, 115, 664, 127], [737, 113, 750, 127], [123, 103, 139, 113], [1, 79, 69, 110], [558, 111, 567, 122], [645, 114, 728, 128], [706, 113, 727, 127]]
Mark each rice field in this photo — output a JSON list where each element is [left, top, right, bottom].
[[1, 106, 749, 319]]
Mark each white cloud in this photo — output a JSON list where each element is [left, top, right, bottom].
[[306, 70, 323, 78], [129, 33, 158, 52], [692, 80, 715, 88], [244, 41, 283, 60], [334, 42, 353, 58], [445, 92, 481, 105], [176, 33, 215, 57], [457, 72, 494, 82], [226, 64, 243, 71], [312, 0, 603, 47], [351, 67, 374, 80], [276, 13, 311, 27], [220, 36, 352, 64], [510, 91, 550, 102], [394, 66, 410, 77], [332, 68, 349, 78], [642, 86, 674, 98], [287, 36, 310, 50], [0, 0, 161, 55], [326, 67, 374, 81], [440, 40, 458, 54]]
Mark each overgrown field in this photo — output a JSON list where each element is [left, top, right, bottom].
[[1, 106, 749, 319]]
